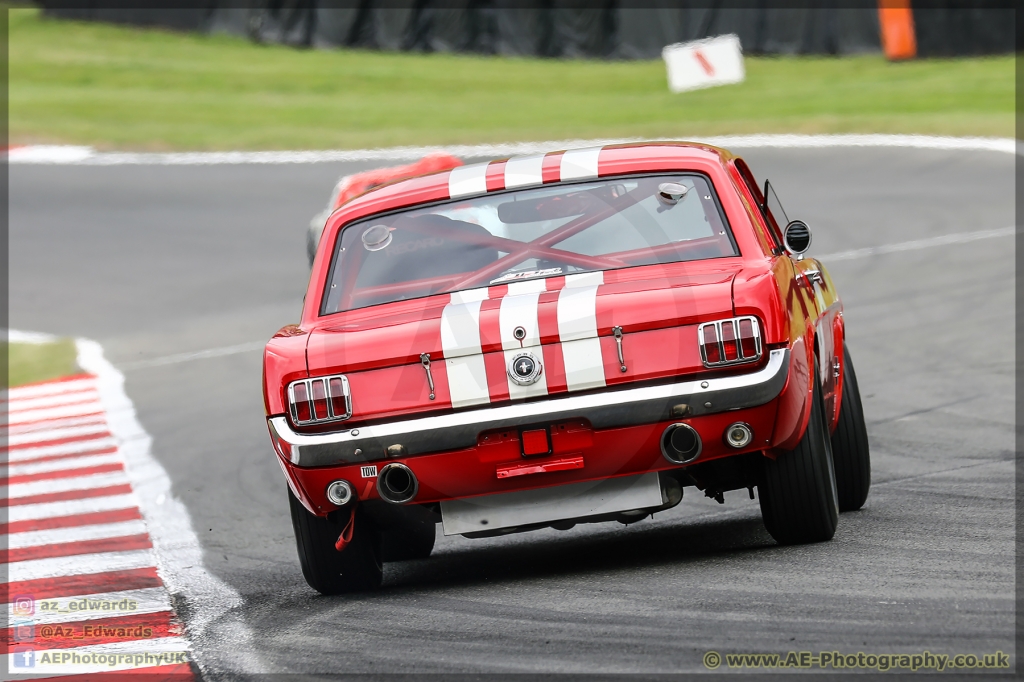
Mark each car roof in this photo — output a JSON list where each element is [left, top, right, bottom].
[[331, 141, 736, 225]]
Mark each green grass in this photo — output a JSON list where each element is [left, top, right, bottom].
[[8, 7, 1015, 151], [4, 339, 81, 388]]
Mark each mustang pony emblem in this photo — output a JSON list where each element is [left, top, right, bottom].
[[507, 351, 543, 386]]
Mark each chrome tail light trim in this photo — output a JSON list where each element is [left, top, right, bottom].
[[287, 374, 352, 426], [698, 316, 762, 368]]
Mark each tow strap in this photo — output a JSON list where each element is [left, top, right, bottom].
[[334, 505, 357, 552]]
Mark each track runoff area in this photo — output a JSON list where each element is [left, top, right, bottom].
[[3, 134, 1017, 677]]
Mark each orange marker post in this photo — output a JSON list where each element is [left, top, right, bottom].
[[878, 0, 917, 60]]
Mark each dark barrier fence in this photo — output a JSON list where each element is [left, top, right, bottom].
[[39, 2, 1017, 58]]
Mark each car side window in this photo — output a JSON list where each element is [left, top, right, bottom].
[[734, 159, 783, 254]]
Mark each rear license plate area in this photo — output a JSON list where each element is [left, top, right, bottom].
[[440, 472, 664, 536]]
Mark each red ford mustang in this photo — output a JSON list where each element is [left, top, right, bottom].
[[265, 142, 870, 594]]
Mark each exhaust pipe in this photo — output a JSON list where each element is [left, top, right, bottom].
[[661, 423, 702, 464], [376, 462, 418, 504]]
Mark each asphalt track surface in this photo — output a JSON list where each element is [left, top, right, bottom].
[[9, 146, 1015, 677]]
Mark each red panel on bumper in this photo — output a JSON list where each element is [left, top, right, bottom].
[[283, 400, 780, 514], [520, 428, 551, 456], [497, 456, 583, 479]]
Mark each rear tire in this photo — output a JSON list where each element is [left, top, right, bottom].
[[831, 346, 871, 511], [359, 500, 437, 561], [288, 487, 382, 595], [759, 371, 839, 545]]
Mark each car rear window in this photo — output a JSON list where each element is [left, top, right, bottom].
[[321, 173, 738, 314]]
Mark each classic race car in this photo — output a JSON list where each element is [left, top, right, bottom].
[[306, 153, 463, 266], [265, 142, 870, 594]]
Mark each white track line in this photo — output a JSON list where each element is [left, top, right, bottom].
[[5, 588, 171, 626], [8, 549, 158, 582], [3, 471, 130, 500], [4, 134, 1016, 165], [6, 329, 58, 344], [2, 390, 102, 413], [4, 418, 109, 441], [6, 452, 123, 477], [6, 402, 106, 425], [117, 340, 266, 371], [6, 438, 115, 464], [5, 520, 149, 549], [816, 225, 1016, 262], [7, 494, 140, 523], [76, 338, 265, 676], [3, 377, 98, 400]]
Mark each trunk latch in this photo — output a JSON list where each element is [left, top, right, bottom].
[[420, 353, 436, 400], [612, 326, 627, 373]]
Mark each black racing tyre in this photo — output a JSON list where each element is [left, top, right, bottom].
[[288, 487, 383, 595], [381, 519, 436, 562], [759, 371, 839, 545], [831, 346, 871, 511]]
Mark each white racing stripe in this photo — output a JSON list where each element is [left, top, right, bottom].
[[500, 289, 549, 400], [440, 299, 485, 358], [504, 154, 545, 188], [3, 471, 131, 500], [7, 549, 157, 582], [5, 519, 149, 549], [6, 451, 123, 477], [6, 494, 139, 523], [4, 637, 190, 674], [448, 163, 489, 198], [557, 285, 600, 342], [506, 279, 548, 296], [557, 272, 606, 392], [564, 271, 605, 289], [444, 356, 490, 409], [560, 147, 603, 181], [441, 289, 491, 409], [500, 291, 543, 350]]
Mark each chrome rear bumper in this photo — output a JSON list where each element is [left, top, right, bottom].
[[269, 348, 789, 468]]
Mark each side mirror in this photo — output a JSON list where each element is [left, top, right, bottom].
[[782, 220, 811, 257]]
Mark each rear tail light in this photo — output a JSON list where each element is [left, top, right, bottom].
[[702, 324, 721, 364], [698, 316, 762, 368], [288, 375, 351, 426]]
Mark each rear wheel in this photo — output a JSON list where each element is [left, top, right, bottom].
[[759, 371, 839, 545], [288, 487, 382, 595], [831, 346, 871, 511]]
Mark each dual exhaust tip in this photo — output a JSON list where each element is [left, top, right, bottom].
[[660, 421, 753, 464], [326, 462, 419, 507]]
